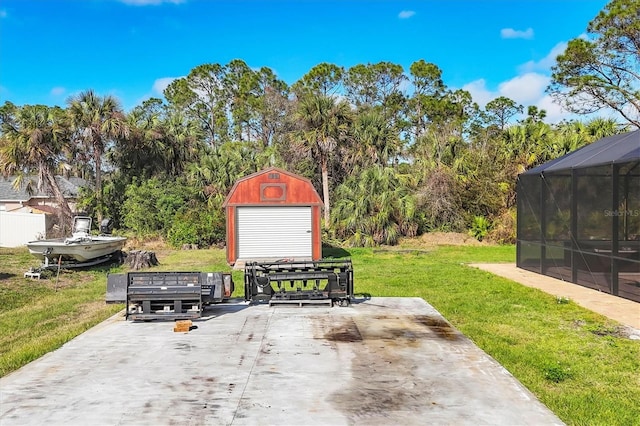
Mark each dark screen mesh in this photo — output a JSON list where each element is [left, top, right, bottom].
[[517, 154, 640, 303]]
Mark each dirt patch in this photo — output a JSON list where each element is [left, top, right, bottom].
[[400, 232, 487, 248], [124, 236, 167, 251]]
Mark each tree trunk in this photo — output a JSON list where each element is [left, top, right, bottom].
[[321, 157, 330, 227], [124, 250, 159, 270], [44, 171, 74, 224], [94, 149, 103, 222]]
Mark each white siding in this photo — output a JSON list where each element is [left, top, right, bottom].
[[0, 212, 49, 247], [237, 206, 312, 259]]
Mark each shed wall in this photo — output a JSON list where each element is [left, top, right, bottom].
[[0, 212, 50, 247], [224, 168, 323, 265]]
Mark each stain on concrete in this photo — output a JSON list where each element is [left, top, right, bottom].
[[324, 315, 439, 422], [325, 318, 363, 342]]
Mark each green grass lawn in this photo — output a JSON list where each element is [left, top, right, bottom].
[[1, 244, 638, 425]]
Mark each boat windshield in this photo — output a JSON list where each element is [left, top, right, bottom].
[[74, 218, 91, 235]]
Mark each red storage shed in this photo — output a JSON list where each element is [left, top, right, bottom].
[[223, 167, 324, 265]]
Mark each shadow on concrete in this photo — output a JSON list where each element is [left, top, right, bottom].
[[351, 293, 372, 305], [199, 299, 251, 321]]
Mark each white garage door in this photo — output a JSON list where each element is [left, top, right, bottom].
[[237, 206, 312, 259]]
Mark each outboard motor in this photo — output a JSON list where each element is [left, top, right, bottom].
[[100, 218, 114, 235]]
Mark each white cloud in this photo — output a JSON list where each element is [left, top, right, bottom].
[[500, 27, 534, 40], [50, 87, 66, 96], [118, 0, 185, 5], [462, 79, 493, 107], [498, 73, 550, 105], [464, 73, 550, 109], [461, 39, 576, 123], [537, 94, 572, 124], [398, 10, 415, 19], [463, 73, 573, 124], [519, 41, 567, 73], [152, 77, 180, 95]]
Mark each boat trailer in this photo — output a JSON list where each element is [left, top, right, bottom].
[[106, 271, 233, 321], [244, 259, 354, 306]]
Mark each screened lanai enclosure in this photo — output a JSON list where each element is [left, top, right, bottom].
[[517, 131, 640, 303]]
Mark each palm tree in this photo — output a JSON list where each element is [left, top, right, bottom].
[[160, 111, 203, 177], [295, 94, 352, 226], [67, 90, 128, 221], [351, 109, 399, 168], [585, 117, 620, 140], [188, 141, 269, 207], [0, 104, 74, 223], [331, 166, 418, 246], [108, 105, 155, 179]]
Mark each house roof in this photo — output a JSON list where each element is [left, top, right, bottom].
[[522, 130, 639, 175], [0, 176, 89, 202], [9, 205, 58, 214]]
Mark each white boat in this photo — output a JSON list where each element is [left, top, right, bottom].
[[27, 216, 127, 264]]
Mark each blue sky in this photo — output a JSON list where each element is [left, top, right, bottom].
[[0, 0, 610, 122]]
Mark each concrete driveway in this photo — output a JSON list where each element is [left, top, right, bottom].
[[0, 298, 563, 425]]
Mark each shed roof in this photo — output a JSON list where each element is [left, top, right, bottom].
[[223, 167, 323, 207], [522, 130, 639, 175]]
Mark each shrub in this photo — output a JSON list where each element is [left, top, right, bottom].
[[469, 216, 491, 241], [122, 177, 197, 237], [330, 166, 419, 247], [486, 209, 516, 244], [166, 207, 225, 249]]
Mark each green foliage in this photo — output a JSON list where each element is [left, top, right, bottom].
[[166, 207, 225, 248], [67, 90, 128, 220], [330, 166, 419, 246], [469, 216, 491, 241], [188, 141, 272, 206], [0, 104, 75, 221], [3, 24, 632, 246], [292, 62, 344, 96], [543, 363, 574, 383], [486, 209, 517, 244], [121, 177, 197, 237], [484, 96, 523, 130], [548, 0, 639, 128], [121, 175, 227, 246], [75, 185, 97, 217]]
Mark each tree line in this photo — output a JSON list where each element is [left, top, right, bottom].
[[0, 0, 637, 248]]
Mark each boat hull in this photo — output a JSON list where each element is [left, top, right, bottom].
[[27, 236, 127, 262]]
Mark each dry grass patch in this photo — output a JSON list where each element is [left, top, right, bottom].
[[399, 232, 487, 248]]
